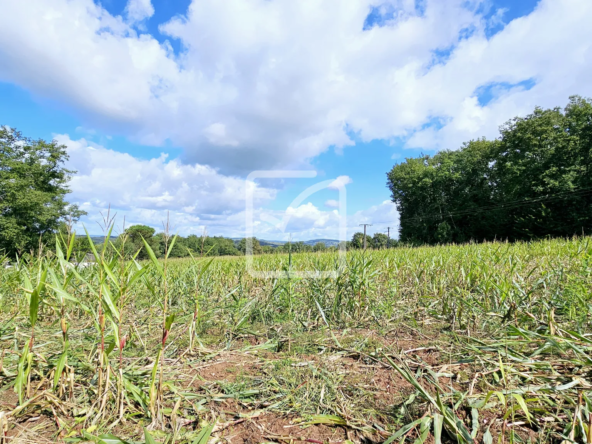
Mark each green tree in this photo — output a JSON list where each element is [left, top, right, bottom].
[[372, 233, 389, 249], [126, 225, 155, 244], [387, 139, 498, 244], [117, 225, 159, 259], [214, 237, 239, 256], [386, 96, 592, 244], [351, 232, 373, 249], [387, 238, 399, 248], [312, 242, 326, 252], [237, 237, 263, 255], [493, 96, 592, 239], [0, 127, 85, 256]]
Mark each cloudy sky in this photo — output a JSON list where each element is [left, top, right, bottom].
[[1, 0, 591, 241]]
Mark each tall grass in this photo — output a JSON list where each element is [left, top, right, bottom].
[[0, 236, 591, 443]]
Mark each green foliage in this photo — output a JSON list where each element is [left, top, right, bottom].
[[0, 127, 85, 256], [1, 235, 592, 442], [237, 237, 263, 254], [372, 233, 389, 249], [350, 232, 373, 249], [387, 96, 592, 244], [312, 241, 326, 252]]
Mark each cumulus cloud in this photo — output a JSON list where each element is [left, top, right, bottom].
[[351, 200, 399, 236], [125, 0, 155, 24], [248, 200, 399, 241], [57, 135, 276, 234], [1, 0, 591, 175], [328, 175, 353, 190], [2, 0, 592, 237]]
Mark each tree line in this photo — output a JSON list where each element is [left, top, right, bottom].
[[387, 96, 592, 244], [4, 96, 590, 258], [59, 225, 397, 261], [107, 227, 400, 258], [73, 226, 389, 260]]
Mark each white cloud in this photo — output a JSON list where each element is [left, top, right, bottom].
[[203, 123, 239, 147], [125, 0, 154, 24], [57, 135, 276, 234], [325, 199, 339, 208], [248, 200, 399, 241], [351, 200, 399, 237], [328, 175, 353, 190], [1, 0, 591, 175], [2, 0, 592, 238]]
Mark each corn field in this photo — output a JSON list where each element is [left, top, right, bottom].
[[1, 233, 592, 443]]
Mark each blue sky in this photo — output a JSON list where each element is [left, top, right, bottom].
[[1, 0, 589, 241]]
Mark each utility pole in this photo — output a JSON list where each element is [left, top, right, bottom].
[[359, 224, 372, 250], [386, 227, 392, 249]]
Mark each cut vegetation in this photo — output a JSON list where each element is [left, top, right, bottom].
[[1, 235, 592, 443]]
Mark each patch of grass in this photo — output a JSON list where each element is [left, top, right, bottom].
[[1, 236, 592, 443]]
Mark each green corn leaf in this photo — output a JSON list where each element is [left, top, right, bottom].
[[97, 434, 132, 444], [102, 258, 121, 291], [511, 393, 533, 423], [111, 318, 120, 349], [123, 376, 148, 412], [165, 313, 176, 331], [105, 340, 116, 357], [126, 265, 146, 290], [143, 428, 158, 444], [414, 416, 431, 444], [29, 267, 47, 328], [494, 391, 506, 408], [84, 226, 102, 262], [197, 257, 215, 280], [14, 343, 30, 405], [142, 237, 164, 277], [46, 266, 64, 304], [53, 347, 69, 391], [165, 234, 179, 260], [103, 222, 115, 252], [66, 231, 76, 261], [456, 417, 474, 444], [192, 423, 215, 444], [55, 236, 65, 262], [48, 284, 80, 304], [148, 348, 162, 416], [383, 418, 423, 444], [21, 272, 33, 293], [433, 413, 443, 444], [471, 408, 479, 438], [305, 415, 347, 426], [101, 282, 120, 322], [384, 354, 437, 405]]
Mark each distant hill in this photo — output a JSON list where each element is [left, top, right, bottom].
[[75, 235, 117, 244], [79, 235, 341, 248], [230, 238, 341, 247], [302, 239, 341, 247], [257, 238, 341, 247]]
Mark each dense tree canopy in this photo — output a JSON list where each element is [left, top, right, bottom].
[[313, 242, 327, 251], [372, 233, 389, 249], [387, 96, 592, 244], [350, 232, 373, 249], [0, 127, 85, 256]]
